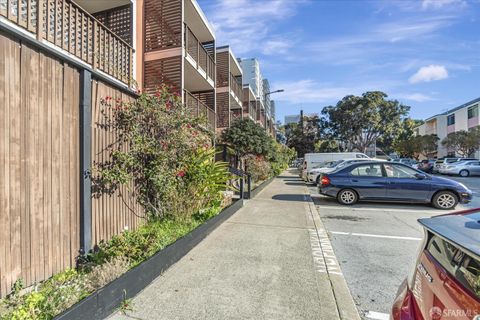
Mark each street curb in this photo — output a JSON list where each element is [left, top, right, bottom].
[[54, 199, 244, 320], [305, 192, 361, 320]]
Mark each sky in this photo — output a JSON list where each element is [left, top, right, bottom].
[[197, 0, 480, 124]]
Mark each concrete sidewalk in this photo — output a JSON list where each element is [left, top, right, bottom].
[[109, 169, 360, 320]]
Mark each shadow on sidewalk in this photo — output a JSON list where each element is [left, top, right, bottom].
[[272, 194, 307, 202]]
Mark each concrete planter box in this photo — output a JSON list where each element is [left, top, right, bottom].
[[54, 199, 244, 320]]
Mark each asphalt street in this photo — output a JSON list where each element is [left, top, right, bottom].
[[308, 175, 480, 320]]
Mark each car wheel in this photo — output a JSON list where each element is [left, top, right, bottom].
[[337, 189, 358, 205], [432, 191, 458, 210], [459, 170, 470, 177]]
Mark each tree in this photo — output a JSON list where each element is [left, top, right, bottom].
[[418, 134, 440, 158], [322, 91, 410, 153], [394, 134, 439, 159], [441, 128, 480, 157], [285, 115, 321, 156], [378, 118, 424, 155], [221, 118, 273, 158], [314, 139, 340, 152]]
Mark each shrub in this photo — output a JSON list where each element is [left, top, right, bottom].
[[244, 155, 271, 183], [221, 119, 273, 158], [93, 85, 225, 220]]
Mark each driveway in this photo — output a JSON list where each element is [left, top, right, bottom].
[[308, 176, 480, 320]]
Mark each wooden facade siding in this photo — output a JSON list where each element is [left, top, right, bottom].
[[0, 0, 134, 86], [144, 55, 182, 94], [144, 0, 181, 52], [0, 31, 80, 297], [90, 80, 145, 246], [0, 31, 143, 298], [216, 51, 228, 88], [216, 91, 229, 128]]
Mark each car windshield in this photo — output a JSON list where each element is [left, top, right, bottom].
[[327, 160, 343, 168]]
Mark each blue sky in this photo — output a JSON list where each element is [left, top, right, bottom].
[[198, 0, 480, 124]]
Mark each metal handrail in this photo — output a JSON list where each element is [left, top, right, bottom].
[[184, 24, 215, 81]]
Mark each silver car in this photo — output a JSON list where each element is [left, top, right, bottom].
[[439, 160, 480, 177]]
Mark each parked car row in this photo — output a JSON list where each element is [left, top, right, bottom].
[[389, 157, 480, 177], [316, 160, 473, 210]]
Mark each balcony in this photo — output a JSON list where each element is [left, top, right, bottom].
[[184, 24, 214, 84], [184, 90, 215, 130], [0, 0, 134, 86], [230, 73, 242, 104]]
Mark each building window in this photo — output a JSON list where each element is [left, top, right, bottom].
[[468, 105, 479, 119], [447, 114, 455, 126]]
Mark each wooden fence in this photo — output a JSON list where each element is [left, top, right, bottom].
[[0, 30, 143, 298]]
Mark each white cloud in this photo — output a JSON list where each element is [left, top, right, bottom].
[[270, 79, 397, 104], [205, 0, 304, 55], [422, 0, 466, 9], [395, 93, 435, 102], [409, 65, 449, 83], [261, 39, 292, 55]]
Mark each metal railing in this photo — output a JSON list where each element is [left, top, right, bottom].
[[230, 73, 242, 100], [184, 90, 215, 130], [184, 24, 215, 81], [0, 0, 134, 86]]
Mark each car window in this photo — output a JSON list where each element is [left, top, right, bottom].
[[427, 235, 480, 299], [446, 159, 459, 163], [350, 164, 383, 177], [468, 161, 480, 166], [384, 164, 418, 178]]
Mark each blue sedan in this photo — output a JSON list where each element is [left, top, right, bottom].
[[317, 161, 472, 210]]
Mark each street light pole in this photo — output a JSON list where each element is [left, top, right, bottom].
[[263, 89, 284, 132]]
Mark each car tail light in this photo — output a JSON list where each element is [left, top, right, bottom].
[[320, 176, 331, 186]]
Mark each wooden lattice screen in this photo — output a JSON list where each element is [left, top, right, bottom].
[[93, 5, 133, 46]]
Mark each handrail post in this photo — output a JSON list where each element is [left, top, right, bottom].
[[247, 174, 251, 199], [239, 176, 244, 199]]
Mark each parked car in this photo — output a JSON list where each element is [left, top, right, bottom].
[[396, 158, 417, 167], [417, 159, 436, 173], [307, 158, 384, 184], [317, 161, 472, 209], [301, 152, 369, 181], [439, 160, 480, 177], [434, 158, 477, 173], [390, 208, 480, 320]]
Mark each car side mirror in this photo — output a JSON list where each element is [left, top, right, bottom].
[[415, 173, 426, 180]]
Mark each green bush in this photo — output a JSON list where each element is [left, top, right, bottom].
[[244, 154, 271, 183]]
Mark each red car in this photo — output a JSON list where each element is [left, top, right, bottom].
[[391, 208, 480, 320]]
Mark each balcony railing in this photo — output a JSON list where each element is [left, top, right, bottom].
[[184, 90, 215, 130], [184, 24, 215, 81], [0, 0, 134, 86], [230, 73, 242, 100]]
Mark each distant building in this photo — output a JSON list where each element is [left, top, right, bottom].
[[414, 97, 480, 158], [285, 115, 301, 124], [284, 113, 318, 125]]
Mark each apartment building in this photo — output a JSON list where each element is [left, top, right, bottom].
[[415, 97, 480, 158], [143, 0, 216, 130], [215, 45, 242, 132], [238, 57, 277, 135], [242, 84, 258, 122]]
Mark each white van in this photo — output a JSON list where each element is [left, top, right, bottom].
[[301, 152, 369, 181]]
